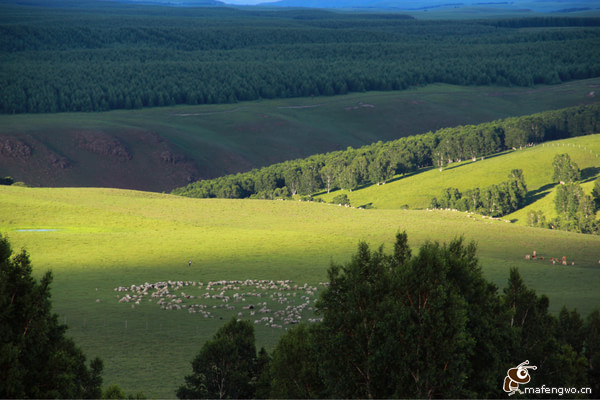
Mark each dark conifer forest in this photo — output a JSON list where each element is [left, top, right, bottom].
[[1, 3, 599, 114]]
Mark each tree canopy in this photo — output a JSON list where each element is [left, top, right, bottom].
[[430, 169, 528, 217], [180, 232, 600, 398], [177, 318, 266, 399], [553, 153, 581, 184], [0, 234, 103, 398]]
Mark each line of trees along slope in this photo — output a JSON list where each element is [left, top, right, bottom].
[[172, 103, 600, 200], [1, 4, 600, 113], [430, 169, 528, 217]]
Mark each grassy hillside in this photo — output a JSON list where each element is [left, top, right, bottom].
[[1, 184, 600, 397], [316, 134, 600, 218], [1, 79, 599, 191]]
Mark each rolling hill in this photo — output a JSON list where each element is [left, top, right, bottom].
[[1, 133, 599, 397], [1, 79, 599, 191], [2, 1, 600, 396], [316, 134, 600, 217]]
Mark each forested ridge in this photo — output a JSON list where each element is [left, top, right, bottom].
[[1, 3, 600, 113], [172, 103, 600, 200]]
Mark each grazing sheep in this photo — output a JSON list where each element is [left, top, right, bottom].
[[114, 277, 324, 329]]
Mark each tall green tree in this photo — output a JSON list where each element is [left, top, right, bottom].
[[368, 149, 394, 185], [283, 166, 302, 196], [268, 324, 325, 399], [176, 318, 258, 399], [585, 310, 600, 394], [319, 162, 337, 194], [315, 240, 397, 398], [552, 153, 580, 184], [592, 177, 600, 212], [0, 234, 103, 399], [441, 238, 511, 398], [392, 240, 472, 398], [299, 163, 323, 195], [337, 155, 368, 191], [555, 183, 585, 218], [313, 232, 501, 398], [504, 119, 530, 150], [501, 268, 588, 390], [254, 347, 272, 399], [557, 306, 585, 355], [507, 169, 528, 211]]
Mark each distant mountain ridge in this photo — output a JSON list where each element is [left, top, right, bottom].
[[111, 0, 224, 5], [0, 0, 225, 7], [258, 0, 464, 9], [4, 0, 598, 11], [258, 0, 600, 12]]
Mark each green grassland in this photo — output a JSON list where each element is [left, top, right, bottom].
[[317, 134, 600, 218], [1, 79, 599, 191], [2, 130, 600, 396]]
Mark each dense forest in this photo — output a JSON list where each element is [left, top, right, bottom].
[[172, 103, 600, 200], [1, 3, 600, 113]]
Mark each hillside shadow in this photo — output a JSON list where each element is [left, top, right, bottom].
[[386, 166, 434, 185], [581, 166, 600, 183], [312, 189, 329, 197], [328, 167, 434, 195], [524, 182, 557, 206], [442, 162, 473, 172], [441, 150, 514, 172]]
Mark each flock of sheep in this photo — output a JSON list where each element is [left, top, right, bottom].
[[114, 279, 327, 329]]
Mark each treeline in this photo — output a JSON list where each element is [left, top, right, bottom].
[[430, 169, 527, 217], [0, 176, 15, 185], [488, 16, 600, 28], [172, 103, 600, 200], [1, 4, 600, 113], [553, 180, 600, 234], [529, 154, 600, 235], [177, 233, 600, 398]]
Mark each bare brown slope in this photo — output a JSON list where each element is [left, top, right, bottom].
[[0, 129, 199, 191]]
